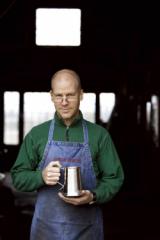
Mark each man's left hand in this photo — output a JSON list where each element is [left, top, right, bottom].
[[58, 190, 93, 205]]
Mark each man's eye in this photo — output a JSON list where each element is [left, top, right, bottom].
[[56, 95, 62, 98], [68, 94, 74, 97]]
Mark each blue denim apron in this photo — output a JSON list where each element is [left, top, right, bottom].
[[30, 119, 104, 240]]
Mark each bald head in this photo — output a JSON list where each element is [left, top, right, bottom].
[[50, 69, 83, 126], [51, 69, 81, 90]]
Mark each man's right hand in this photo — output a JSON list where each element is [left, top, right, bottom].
[[42, 161, 61, 185]]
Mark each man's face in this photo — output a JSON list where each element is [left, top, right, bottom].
[[50, 72, 83, 125]]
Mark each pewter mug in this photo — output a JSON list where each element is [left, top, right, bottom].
[[58, 166, 82, 197]]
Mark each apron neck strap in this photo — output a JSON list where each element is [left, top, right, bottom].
[[82, 120, 89, 143], [48, 119, 55, 142]]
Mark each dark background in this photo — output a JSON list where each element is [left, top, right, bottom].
[[0, 1, 160, 239]]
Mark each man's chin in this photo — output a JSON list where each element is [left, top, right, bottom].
[[60, 113, 71, 119]]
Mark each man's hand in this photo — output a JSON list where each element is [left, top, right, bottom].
[[42, 161, 61, 185], [58, 190, 93, 205]]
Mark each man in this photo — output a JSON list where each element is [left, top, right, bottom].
[[11, 69, 124, 240]]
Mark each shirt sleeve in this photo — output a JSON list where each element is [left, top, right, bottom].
[[10, 131, 45, 192], [94, 131, 124, 204]]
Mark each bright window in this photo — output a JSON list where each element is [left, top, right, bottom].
[[146, 101, 151, 129], [24, 92, 55, 137], [99, 93, 115, 123], [35, 8, 81, 46], [80, 93, 96, 123], [4, 92, 20, 145], [151, 95, 159, 147]]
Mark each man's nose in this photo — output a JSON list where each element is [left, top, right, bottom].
[[61, 97, 68, 104]]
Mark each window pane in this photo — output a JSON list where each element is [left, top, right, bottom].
[[99, 93, 115, 123], [36, 8, 81, 46], [151, 95, 159, 147], [24, 92, 55, 137], [146, 101, 151, 129], [80, 93, 96, 123], [4, 91, 20, 145]]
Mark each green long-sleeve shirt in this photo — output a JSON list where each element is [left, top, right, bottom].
[[11, 112, 124, 204]]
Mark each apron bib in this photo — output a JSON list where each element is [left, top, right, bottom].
[[30, 120, 104, 240]]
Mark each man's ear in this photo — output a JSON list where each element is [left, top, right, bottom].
[[80, 89, 83, 101], [50, 90, 53, 101]]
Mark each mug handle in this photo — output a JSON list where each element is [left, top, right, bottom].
[[51, 162, 64, 191], [57, 181, 64, 190], [57, 167, 65, 190]]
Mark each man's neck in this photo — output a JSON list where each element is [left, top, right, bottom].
[[57, 112, 80, 127]]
